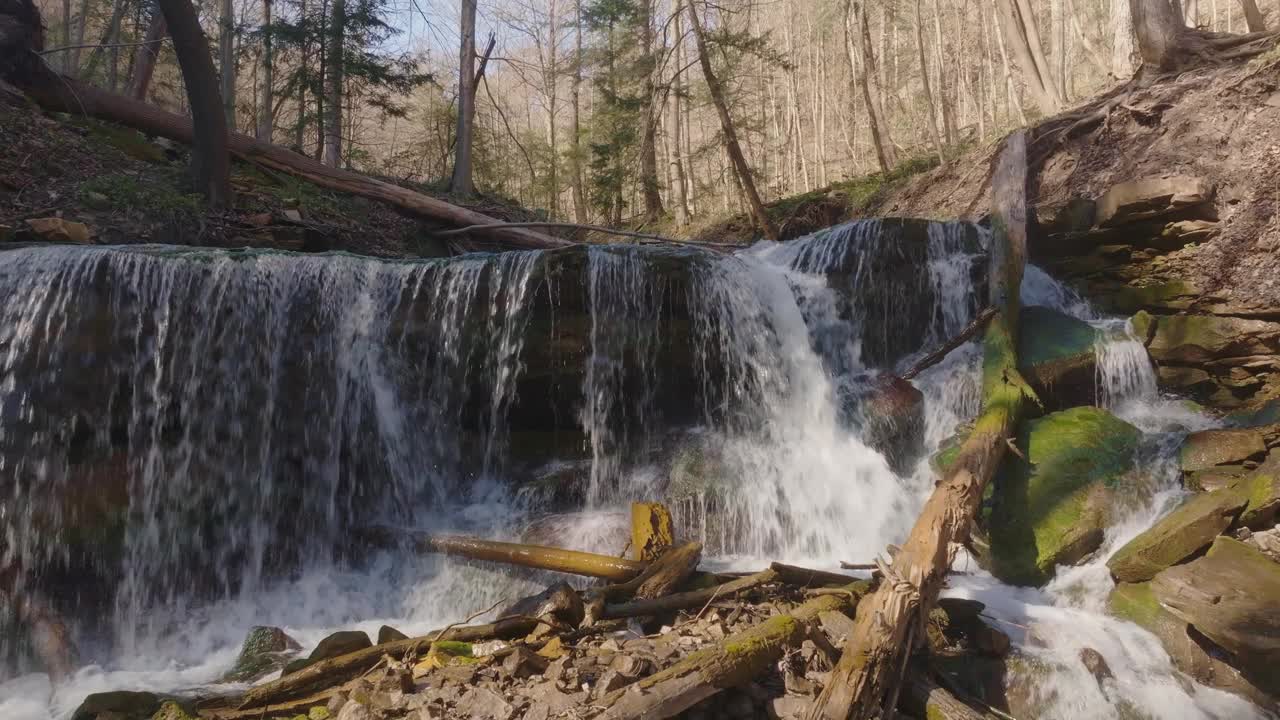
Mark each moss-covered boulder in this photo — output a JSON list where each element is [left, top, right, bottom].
[[1106, 483, 1249, 583], [1151, 537, 1280, 699], [1240, 461, 1280, 529], [1108, 582, 1273, 706], [221, 625, 302, 683], [1016, 306, 1099, 409], [985, 407, 1141, 586]]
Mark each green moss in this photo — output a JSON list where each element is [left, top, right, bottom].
[[308, 708, 331, 720], [986, 407, 1140, 586], [73, 119, 167, 163], [79, 173, 203, 219], [723, 615, 797, 657], [1017, 307, 1097, 369], [150, 701, 199, 720], [430, 640, 473, 656]]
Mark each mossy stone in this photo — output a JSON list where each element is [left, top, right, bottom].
[[1016, 307, 1099, 409], [1239, 463, 1280, 529], [1106, 482, 1249, 583], [222, 626, 302, 683], [985, 407, 1140, 586]]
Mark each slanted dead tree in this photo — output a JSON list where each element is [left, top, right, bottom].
[[804, 130, 1038, 720]]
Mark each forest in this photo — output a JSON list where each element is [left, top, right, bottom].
[[2, 0, 1280, 719]]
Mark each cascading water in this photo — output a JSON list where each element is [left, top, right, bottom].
[[0, 219, 1268, 719]]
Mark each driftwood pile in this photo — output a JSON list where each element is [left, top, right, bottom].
[[166, 500, 1010, 720]]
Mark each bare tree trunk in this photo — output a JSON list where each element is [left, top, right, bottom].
[[995, 0, 1061, 114], [322, 0, 344, 167], [127, 11, 166, 100], [994, 6, 1029, 124], [639, 0, 665, 222], [157, 0, 232, 208], [257, 0, 273, 141], [1239, 0, 1267, 30], [569, 0, 587, 222], [914, 0, 945, 162], [1184, 0, 1200, 26], [847, 0, 896, 172], [686, 0, 777, 240], [69, 0, 88, 74], [451, 0, 478, 193], [668, 0, 690, 225], [219, 0, 236, 127], [61, 0, 71, 73]]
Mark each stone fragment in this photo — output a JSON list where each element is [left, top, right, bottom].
[[26, 216, 92, 243], [458, 686, 514, 719], [501, 646, 549, 679], [1079, 647, 1113, 685], [377, 624, 409, 644]]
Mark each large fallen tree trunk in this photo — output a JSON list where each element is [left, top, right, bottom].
[[599, 568, 781, 621], [591, 582, 873, 720], [0, 1, 569, 251], [805, 130, 1038, 720], [356, 526, 646, 581]]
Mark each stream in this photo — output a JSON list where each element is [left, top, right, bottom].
[[0, 220, 1268, 719]]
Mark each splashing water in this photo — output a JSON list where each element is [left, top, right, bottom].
[[0, 220, 1266, 719]]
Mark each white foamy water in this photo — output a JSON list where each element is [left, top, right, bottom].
[[0, 224, 1268, 719]]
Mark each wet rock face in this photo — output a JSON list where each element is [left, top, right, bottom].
[[983, 407, 1141, 586]]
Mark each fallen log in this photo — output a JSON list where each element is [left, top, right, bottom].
[[237, 616, 538, 709], [0, 8, 569, 251], [600, 568, 780, 621], [769, 562, 866, 588], [805, 130, 1037, 720], [591, 583, 873, 720], [614, 541, 703, 601], [900, 307, 997, 380], [355, 525, 646, 581], [631, 501, 675, 561], [900, 666, 1002, 720]]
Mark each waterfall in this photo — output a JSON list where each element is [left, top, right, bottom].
[[0, 218, 1263, 720]]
